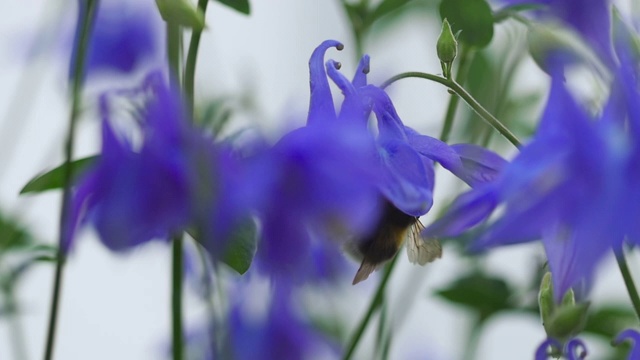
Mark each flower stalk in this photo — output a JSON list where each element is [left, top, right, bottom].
[[381, 71, 522, 148], [616, 250, 640, 322], [43, 1, 99, 359]]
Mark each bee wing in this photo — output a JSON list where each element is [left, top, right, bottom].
[[352, 260, 377, 285], [406, 221, 442, 266]]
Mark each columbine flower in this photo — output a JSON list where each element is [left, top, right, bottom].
[[63, 71, 245, 255], [424, 65, 635, 301], [243, 41, 383, 281], [69, 0, 161, 78], [322, 44, 507, 216], [500, 0, 612, 63], [613, 329, 640, 359], [247, 121, 383, 280], [249, 40, 506, 282], [535, 337, 588, 360], [225, 283, 336, 360]]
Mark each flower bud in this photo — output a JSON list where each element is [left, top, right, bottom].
[[156, 0, 206, 30], [546, 303, 590, 341], [437, 19, 458, 63], [437, 19, 458, 78], [538, 272, 555, 328], [538, 272, 590, 343]]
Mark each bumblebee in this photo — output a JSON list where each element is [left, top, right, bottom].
[[349, 202, 442, 285]]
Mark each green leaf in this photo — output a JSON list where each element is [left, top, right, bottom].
[[222, 220, 257, 274], [435, 272, 514, 321], [439, 0, 494, 48], [0, 214, 34, 253], [583, 305, 638, 339], [215, 0, 250, 15], [196, 99, 233, 138], [369, 0, 413, 23], [20, 156, 98, 195]]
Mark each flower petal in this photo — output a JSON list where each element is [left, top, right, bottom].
[[307, 40, 343, 125]]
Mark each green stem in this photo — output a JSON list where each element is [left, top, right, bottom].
[[439, 46, 473, 143], [165, 19, 185, 360], [381, 72, 522, 148], [43, 1, 98, 359], [184, 0, 210, 112], [461, 319, 483, 360], [616, 250, 640, 321], [167, 22, 181, 87], [172, 235, 185, 360], [342, 255, 399, 360]]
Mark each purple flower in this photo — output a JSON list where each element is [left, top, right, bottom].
[[535, 337, 587, 360], [70, 0, 161, 78], [226, 284, 336, 360], [613, 329, 640, 359], [424, 66, 636, 301], [323, 46, 507, 216], [249, 40, 506, 281], [248, 122, 383, 280], [501, 0, 612, 63], [64, 71, 245, 254]]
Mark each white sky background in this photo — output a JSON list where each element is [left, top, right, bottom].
[[0, 0, 636, 359]]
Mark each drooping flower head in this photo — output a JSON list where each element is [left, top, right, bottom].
[[64, 71, 247, 256], [424, 63, 637, 301], [247, 117, 383, 281], [323, 46, 507, 216], [249, 40, 507, 282]]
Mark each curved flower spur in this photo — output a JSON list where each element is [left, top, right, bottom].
[[311, 40, 508, 284]]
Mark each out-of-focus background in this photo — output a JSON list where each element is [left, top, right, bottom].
[[0, 0, 637, 359]]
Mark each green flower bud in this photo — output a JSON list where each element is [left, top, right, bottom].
[[539, 272, 555, 329], [437, 19, 458, 63], [538, 272, 590, 343], [546, 303, 590, 341], [437, 18, 458, 78], [156, 0, 206, 30]]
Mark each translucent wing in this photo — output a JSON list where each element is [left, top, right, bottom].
[[352, 260, 377, 285], [406, 220, 442, 265]]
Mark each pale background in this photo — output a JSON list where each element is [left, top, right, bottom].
[[0, 0, 636, 359]]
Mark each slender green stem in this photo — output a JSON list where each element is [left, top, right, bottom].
[[381, 72, 522, 148], [172, 235, 185, 360], [616, 250, 640, 321], [43, 2, 98, 359], [375, 294, 386, 360], [342, 255, 399, 360], [165, 19, 185, 360], [184, 0, 210, 111], [167, 22, 181, 87], [461, 318, 483, 360], [439, 46, 473, 143]]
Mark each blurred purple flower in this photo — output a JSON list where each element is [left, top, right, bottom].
[[249, 40, 505, 281], [70, 0, 162, 78], [424, 66, 637, 301], [613, 329, 640, 359], [535, 337, 587, 360], [64, 71, 246, 254], [227, 284, 336, 360], [501, 0, 612, 63], [248, 122, 382, 280]]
